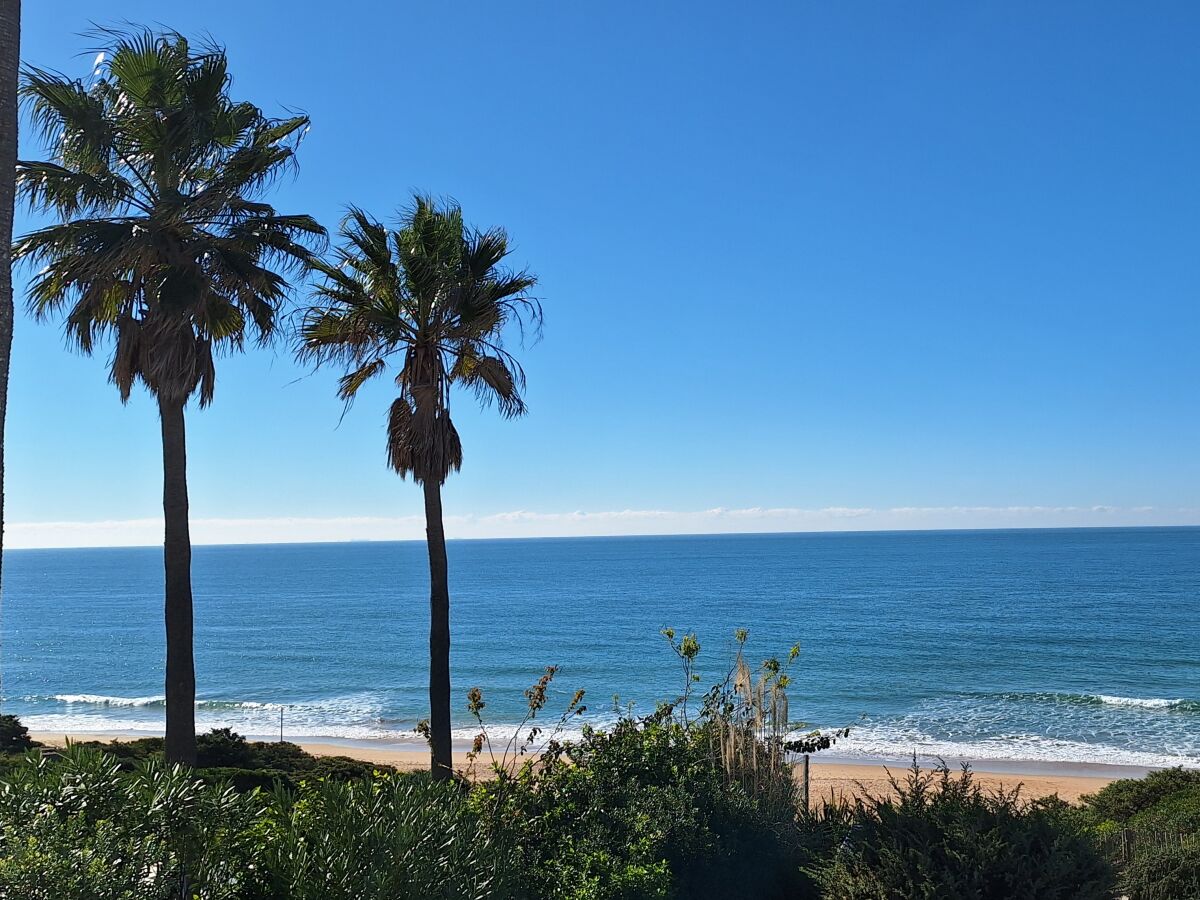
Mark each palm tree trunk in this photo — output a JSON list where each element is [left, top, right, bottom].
[[159, 395, 196, 766], [422, 477, 452, 779], [0, 0, 20, 625]]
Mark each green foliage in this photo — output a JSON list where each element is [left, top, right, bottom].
[[299, 197, 541, 484], [262, 774, 506, 900], [82, 735, 165, 761], [0, 746, 265, 899], [0, 715, 34, 753], [462, 630, 845, 899], [0, 667, 1151, 900], [198, 727, 259, 767], [1080, 767, 1200, 898], [14, 26, 324, 406], [808, 763, 1115, 900], [479, 712, 808, 900], [0, 745, 506, 900], [65, 728, 389, 790], [1119, 840, 1200, 900], [1081, 766, 1200, 829]]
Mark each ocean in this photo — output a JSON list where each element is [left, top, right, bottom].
[[2, 528, 1198, 769]]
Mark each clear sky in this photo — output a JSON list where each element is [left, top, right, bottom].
[[8, 1, 1200, 548]]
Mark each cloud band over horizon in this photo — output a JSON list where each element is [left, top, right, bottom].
[[7, 504, 1197, 549]]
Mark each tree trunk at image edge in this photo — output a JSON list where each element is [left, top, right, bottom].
[[159, 395, 196, 766], [423, 477, 452, 779], [0, 0, 20, 630]]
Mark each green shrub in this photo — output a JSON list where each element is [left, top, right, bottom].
[[197, 726, 259, 768], [0, 715, 34, 753], [0, 746, 265, 899], [0, 745, 507, 899], [67, 729, 389, 788], [1126, 784, 1200, 832], [1082, 768, 1200, 899], [198, 765, 292, 793], [463, 631, 853, 899], [1120, 840, 1200, 900], [75, 735, 164, 763], [809, 763, 1116, 900], [263, 774, 506, 900], [479, 712, 810, 900], [1082, 767, 1200, 825]]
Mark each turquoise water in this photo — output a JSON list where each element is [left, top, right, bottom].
[[2, 528, 1198, 767]]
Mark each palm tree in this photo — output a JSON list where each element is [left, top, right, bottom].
[[13, 29, 323, 765], [0, 0, 19, 599], [300, 197, 540, 778]]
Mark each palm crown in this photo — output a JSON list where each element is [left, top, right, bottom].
[[300, 197, 540, 484], [13, 29, 324, 405]]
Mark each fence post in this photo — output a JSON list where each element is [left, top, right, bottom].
[[802, 754, 810, 810]]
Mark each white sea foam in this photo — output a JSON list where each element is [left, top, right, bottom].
[[18, 691, 1199, 769], [1096, 695, 1186, 710], [832, 723, 1200, 769], [52, 694, 165, 707], [43, 694, 284, 710], [22, 709, 1197, 770]]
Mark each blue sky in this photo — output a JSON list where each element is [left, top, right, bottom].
[[9, 1, 1200, 547]]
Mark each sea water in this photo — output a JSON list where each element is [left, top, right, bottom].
[[3, 528, 1198, 768]]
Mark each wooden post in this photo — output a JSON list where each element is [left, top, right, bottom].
[[802, 754, 810, 810], [279, 707, 284, 743]]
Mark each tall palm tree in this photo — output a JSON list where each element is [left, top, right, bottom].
[[13, 29, 323, 765], [0, 0, 19, 602], [300, 197, 540, 778]]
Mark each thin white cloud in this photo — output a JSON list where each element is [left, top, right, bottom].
[[6, 505, 1197, 550]]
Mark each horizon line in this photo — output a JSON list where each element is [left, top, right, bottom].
[[7, 521, 1200, 553], [6, 504, 1198, 550]]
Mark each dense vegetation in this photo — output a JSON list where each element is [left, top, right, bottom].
[[809, 767, 1113, 899], [0, 632, 1154, 899], [0, 726, 388, 792], [0, 728, 1126, 900], [0, 746, 498, 900], [1077, 767, 1200, 899]]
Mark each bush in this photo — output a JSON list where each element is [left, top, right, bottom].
[[67, 729, 389, 789], [75, 735, 164, 763], [480, 713, 807, 900], [463, 632, 840, 900], [0, 746, 264, 899], [0, 745, 507, 900], [197, 726, 259, 768], [1120, 840, 1200, 900], [808, 763, 1116, 900], [1082, 767, 1200, 826], [264, 774, 506, 900], [1082, 767, 1200, 899], [0, 715, 34, 753]]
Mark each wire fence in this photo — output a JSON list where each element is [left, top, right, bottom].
[[1097, 826, 1199, 866]]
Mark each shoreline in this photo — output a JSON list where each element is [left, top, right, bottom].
[[29, 730, 1145, 804]]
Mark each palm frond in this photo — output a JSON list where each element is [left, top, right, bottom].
[[453, 354, 526, 418], [300, 193, 541, 482], [14, 26, 325, 406], [338, 358, 386, 401]]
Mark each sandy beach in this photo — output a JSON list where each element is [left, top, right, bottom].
[[29, 731, 1130, 805]]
